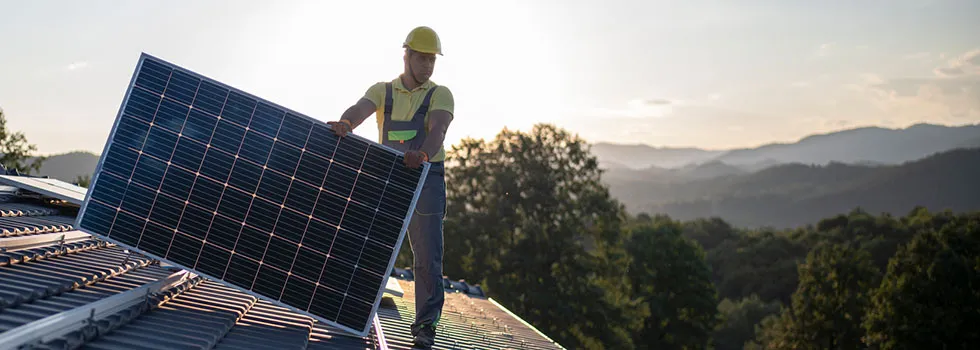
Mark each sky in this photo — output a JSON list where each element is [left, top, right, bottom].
[[1, 0, 978, 156]]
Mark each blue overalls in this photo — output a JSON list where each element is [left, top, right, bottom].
[[380, 82, 445, 336]]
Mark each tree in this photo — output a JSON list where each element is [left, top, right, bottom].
[[0, 107, 45, 175], [750, 243, 880, 349], [711, 295, 782, 350], [806, 208, 916, 272], [682, 217, 738, 252], [441, 124, 645, 349], [863, 214, 980, 348], [74, 174, 91, 188], [626, 215, 720, 349], [707, 230, 808, 305]]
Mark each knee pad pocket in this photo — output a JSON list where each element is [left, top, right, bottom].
[[414, 174, 446, 217]]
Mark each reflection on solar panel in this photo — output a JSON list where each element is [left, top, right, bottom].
[[0, 175, 88, 205], [75, 53, 429, 336]]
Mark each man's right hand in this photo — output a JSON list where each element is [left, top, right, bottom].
[[327, 120, 352, 137]]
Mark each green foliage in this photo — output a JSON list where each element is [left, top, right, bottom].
[[711, 295, 781, 350], [756, 243, 879, 348], [0, 107, 45, 174], [391, 121, 980, 350], [681, 217, 738, 252], [74, 174, 91, 188], [440, 124, 645, 349], [707, 229, 808, 305], [625, 216, 720, 349], [863, 213, 980, 348]]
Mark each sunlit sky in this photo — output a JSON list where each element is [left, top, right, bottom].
[[2, 0, 978, 155]]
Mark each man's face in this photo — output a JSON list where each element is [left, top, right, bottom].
[[407, 50, 437, 82]]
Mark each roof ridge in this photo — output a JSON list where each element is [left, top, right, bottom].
[[390, 267, 486, 298]]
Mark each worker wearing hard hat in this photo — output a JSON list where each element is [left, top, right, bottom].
[[328, 26, 453, 349]]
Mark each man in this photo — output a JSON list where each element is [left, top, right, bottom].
[[326, 26, 453, 349]]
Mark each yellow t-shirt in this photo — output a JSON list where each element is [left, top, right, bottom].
[[362, 76, 454, 162]]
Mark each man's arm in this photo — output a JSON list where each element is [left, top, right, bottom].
[[342, 98, 377, 129], [328, 98, 376, 136], [419, 110, 453, 161]]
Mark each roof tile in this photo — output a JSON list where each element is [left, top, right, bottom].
[[0, 182, 565, 349]]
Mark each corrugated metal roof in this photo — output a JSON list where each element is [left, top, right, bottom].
[[0, 180, 565, 349]]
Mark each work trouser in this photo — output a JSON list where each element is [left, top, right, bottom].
[[407, 161, 446, 334]]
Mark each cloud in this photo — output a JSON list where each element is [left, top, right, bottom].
[[590, 97, 678, 119], [816, 42, 836, 57], [903, 52, 934, 61], [861, 49, 980, 122], [65, 61, 89, 71], [640, 98, 672, 106], [859, 73, 885, 84], [933, 49, 980, 77], [823, 119, 852, 128]]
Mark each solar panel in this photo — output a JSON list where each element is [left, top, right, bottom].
[[74, 53, 430, 336], [0, 175, 88, 205]]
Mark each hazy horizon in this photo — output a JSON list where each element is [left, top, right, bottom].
[[2, 0, 978, 155], [25, 121, 980, 157]]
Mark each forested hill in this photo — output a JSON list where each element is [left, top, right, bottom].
[[606, 147, 980, 228], [403, 124, 980, 349]]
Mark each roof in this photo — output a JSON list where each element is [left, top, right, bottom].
[[0, 175, 566, 350]]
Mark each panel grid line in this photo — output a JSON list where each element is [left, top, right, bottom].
[[336, 149, 399, 312], [306, 141, 371, 320], [272, 125, 316, 301], [103, 66, 174, 244], [163, 105, 227, 259], [191, 88, 239, 272], [211, 102, 274, 281], [99, 107, 415, 199], [234, 117, 314, 291], [87, 140, 413, 239], [88, 167, 405, 251], [295, 135, 348, 310], [244, 113, 290, 290], [163, 99, 235, 264], [135, 73, 203, 250]]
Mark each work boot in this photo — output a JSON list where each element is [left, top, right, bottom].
[[410, 324, 436, 349]]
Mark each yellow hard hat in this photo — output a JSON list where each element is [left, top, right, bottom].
[[403, 26, 442, 55]]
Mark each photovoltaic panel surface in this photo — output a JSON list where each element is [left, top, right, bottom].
[[75, 53, 429, 336]]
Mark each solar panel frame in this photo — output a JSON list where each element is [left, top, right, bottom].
[[0, 176, 88, 205], [74, 52, 430, 336]]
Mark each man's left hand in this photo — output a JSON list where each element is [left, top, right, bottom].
[[404, 151, 427, 169]]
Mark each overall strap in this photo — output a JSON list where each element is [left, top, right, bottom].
[[383, 82, 394, 122], [411, 86, 439, 123]]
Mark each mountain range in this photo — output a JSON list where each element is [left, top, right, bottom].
[[25, 122, 980, 229], [593, 123, 980, 171], [607, 147, 980, 228], [594, 123, 980, 228]]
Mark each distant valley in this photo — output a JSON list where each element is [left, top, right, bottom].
[[595, 123, 980, 228]]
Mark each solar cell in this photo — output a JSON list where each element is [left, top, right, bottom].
[[74, 53, 430, 336]]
